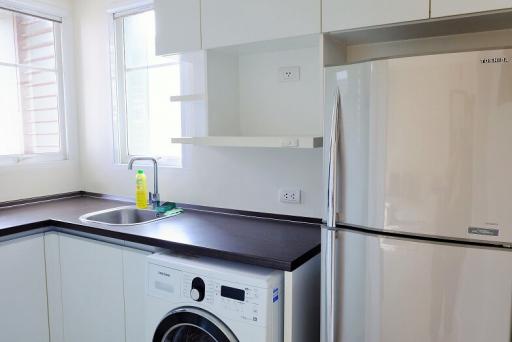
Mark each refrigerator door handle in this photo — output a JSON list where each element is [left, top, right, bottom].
[[321, 226, 340, 342], [322, 88, 342, 342], [326, 88, 341, 228]]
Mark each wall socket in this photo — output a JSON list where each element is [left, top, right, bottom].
[[278, 66, 300, 82], [279, 189, 301, 204]]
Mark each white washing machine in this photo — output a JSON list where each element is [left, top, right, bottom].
[[145, 252, 284, 342]]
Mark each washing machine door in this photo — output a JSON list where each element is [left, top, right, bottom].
[[153, 307, 239, 342]]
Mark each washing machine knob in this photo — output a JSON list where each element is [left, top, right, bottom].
[[190, 277, 205, 302]]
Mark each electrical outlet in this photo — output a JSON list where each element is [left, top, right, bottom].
[[279, 189, 301, 204], [278, 66, 300, 82]]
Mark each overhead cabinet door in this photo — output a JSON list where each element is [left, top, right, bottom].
[[154, 0, 201, 55], [201, 0, 321, 49], [431, 0, 512, 17], [322, 0, 429, 32]]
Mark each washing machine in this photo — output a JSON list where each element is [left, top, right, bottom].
[[145, 252, 284, 342]]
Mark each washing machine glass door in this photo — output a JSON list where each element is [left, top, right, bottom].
[[154, 307, 238, 342]]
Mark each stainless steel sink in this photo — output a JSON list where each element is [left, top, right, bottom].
[[79, 206, 169, 226]]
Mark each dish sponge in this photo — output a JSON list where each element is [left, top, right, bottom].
[[156, 202, 183, 217], [164, 208, 183, 217]]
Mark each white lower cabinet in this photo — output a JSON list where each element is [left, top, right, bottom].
[[54, 233, 151, 342], [123, 246, 152, 342], [0, 234, 50, 342], [59, 234, 126, 342]]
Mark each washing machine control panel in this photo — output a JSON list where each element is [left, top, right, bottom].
[[182, 273, 266, 324]]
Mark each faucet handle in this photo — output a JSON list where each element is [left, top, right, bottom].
[[152, 192, 160, 207], [148, 192, 160, 209]]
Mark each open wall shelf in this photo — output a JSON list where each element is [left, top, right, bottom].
[[172, 136, 323, 149], [171, 35, 332, 150]]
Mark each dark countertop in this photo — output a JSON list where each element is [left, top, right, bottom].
[[0, 195, 320, 271]]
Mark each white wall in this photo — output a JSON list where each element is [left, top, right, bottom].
[[238, 46, 323, 136], [73, 0, 324, 218], [0, 0, 81, 202]]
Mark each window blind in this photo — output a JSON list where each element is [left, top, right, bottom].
[[16, 11, 60, 153], [0, 7, 62, 156]]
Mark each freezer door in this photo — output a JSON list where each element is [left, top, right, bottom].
[[322, 228, 512, 342], [324, 48, 512, 243]]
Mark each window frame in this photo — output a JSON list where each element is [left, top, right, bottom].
[[0, 1, 68, 165], [110, 5, 182, 168]]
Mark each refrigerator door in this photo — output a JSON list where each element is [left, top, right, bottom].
[[324, 49, 512, 244], [324, 228, 512, 342]]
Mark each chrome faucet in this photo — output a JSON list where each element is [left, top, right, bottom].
[[128, 157, 160, 209]]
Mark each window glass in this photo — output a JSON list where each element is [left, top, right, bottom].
[[114, 10, 182, 165], [0, 8, 64, 159]]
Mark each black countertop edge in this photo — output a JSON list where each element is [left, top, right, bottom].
[[0, 218, 319, 272], [2, 191, 323, 225], [0, 220, 52, 235]]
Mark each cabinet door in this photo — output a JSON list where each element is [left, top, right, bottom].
[[201, 0, 321, 49], [45, 232, 65, 342], [431, 0, 512, 17], [59, 234, 125, 342], [123, 246, 151, 342], [154, 0, 201, 55], [0, 235, 49, 341], [322, 0, 429, 32]]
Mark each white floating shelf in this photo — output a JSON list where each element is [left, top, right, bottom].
[[169, 94, 204, 102], [171, 136, 323, 149]]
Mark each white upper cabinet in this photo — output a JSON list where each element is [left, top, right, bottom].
[[322, 0, 429, 31], [431, 0, 512, 17], [154, 0, 201, 55], [201, 0, 321, 49]]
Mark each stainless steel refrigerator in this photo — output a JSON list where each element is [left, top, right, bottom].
[[321, 48, 512, 342]]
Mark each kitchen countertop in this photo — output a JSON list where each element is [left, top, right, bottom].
[[0, 194, 320, 271]]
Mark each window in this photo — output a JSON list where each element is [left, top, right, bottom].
[[112, 9, 182, 166], [0, 6, 66, 164]]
